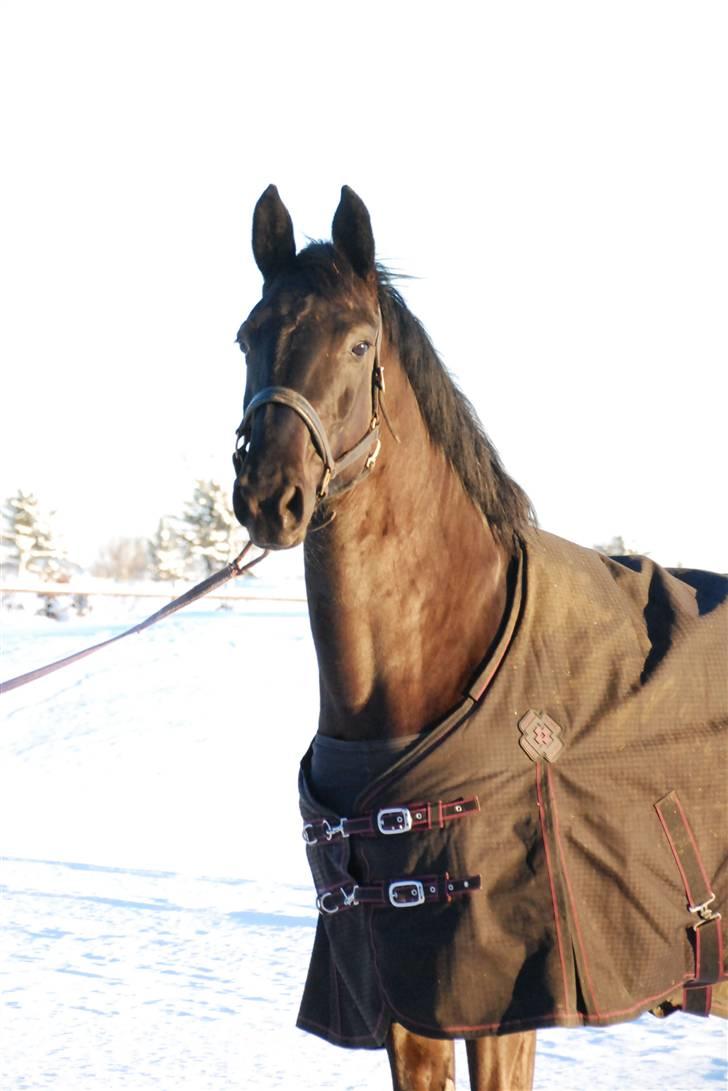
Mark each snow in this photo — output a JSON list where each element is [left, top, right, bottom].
[[1, 591, 726, 1090]]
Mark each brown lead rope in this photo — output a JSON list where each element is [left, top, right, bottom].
[[0, 542, 269, 696]]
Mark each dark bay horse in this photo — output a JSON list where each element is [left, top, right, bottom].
[[231, 186, 726, 1090]]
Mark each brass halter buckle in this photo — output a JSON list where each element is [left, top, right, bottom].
[[318, 466, 332, 499]]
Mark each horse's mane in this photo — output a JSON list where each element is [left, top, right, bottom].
[[378, 273, 535, 547], [294, 244, 535, 547]]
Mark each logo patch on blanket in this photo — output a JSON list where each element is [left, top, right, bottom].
[[518, 709, 565, 762]]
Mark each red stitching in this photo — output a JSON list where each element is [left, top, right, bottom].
[[673, 792, 714, 898], [695, 924, 702, 981], [382, 974, 697, 1037], [546, 765, 602, 1018], [297, 1011, 389, 1045], [683, 983, 711, 1016], [535, 763, 572, 1012], [689, 922, 723, 987], [306, 796, 478, 840], [654, 797, 696, 905], [718, 919, 725, 976]]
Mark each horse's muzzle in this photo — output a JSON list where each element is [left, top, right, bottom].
[[232, 440, 316, 550]]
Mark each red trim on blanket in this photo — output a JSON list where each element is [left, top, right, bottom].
[[386, 975, 697, 1038], [716, 921, 725, 981], [535, 762, 572, 1013], [673, 792, 714, 898], [684, 983, 712, 1016], [690, 920, 725, 989], [654, 789, 718, 913], [359, 772, 721, 1043], [546, 764, 603, 1018], [297, 1010, 391, 1046], [655, 801, 698, 906]]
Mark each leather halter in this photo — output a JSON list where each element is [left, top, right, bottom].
[[233, 321, 384, 500]]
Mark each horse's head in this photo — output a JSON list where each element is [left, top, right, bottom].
[[232, 185, 384, 549]]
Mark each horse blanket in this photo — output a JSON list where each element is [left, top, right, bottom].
[[297, 530, 727, 1047]]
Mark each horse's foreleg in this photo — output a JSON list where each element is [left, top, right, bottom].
[[465, 1031, 536, 1091], [386, 1023, 456, 1091]]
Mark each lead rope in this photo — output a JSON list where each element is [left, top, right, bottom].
[[0, 542, 268, 696]]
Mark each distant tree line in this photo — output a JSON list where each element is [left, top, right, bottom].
[[2, 484, 648, 585], [0, 481, 248, 582], [593, 536, 645, 558]]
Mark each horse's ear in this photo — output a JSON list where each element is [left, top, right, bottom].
[[252, 184, 296, 281], [332, 186, 375, 281]]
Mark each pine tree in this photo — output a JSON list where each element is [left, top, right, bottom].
[[150, 517, 189, 581], [1, 490, 69, 580], [176, 480, 246, 576]]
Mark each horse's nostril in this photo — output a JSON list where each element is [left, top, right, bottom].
[[283, 485, 305, 527]]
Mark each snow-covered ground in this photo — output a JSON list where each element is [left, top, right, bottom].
[[1, 584, 726, 1090]]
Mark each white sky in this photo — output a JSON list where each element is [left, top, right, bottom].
[[1, 1, 726, 571]]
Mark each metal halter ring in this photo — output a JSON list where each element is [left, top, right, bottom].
[[316, 886, 359, 915]]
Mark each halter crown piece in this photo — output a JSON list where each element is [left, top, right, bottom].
[[233, 316, 384, 501]]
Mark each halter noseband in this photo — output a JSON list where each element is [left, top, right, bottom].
[[233, 321, 384, 501]]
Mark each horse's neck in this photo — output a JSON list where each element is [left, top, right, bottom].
[[303, 352, 511, 741]]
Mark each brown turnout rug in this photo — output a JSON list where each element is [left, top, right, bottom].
[[297, 531, 727, 1047]]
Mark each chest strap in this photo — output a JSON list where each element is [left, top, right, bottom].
[[316, 872, 482, 915], [302, 795, 480, 846], [655, 791, 724, 1016]]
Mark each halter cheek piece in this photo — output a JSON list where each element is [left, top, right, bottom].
[[233, 320, 384, 501]]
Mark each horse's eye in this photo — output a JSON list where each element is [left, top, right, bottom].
[[351, 341, 370, 358]]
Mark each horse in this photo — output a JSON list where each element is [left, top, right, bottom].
[[231, 185, 727, 1091]]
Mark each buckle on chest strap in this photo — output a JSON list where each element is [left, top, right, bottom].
[[315, 873, 481, 914], [377, 807, 413, 835], [388, 880, 425, 907]]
